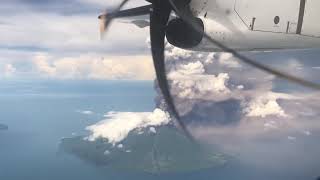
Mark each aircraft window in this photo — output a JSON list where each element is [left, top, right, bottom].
[[274, 16, 280, 24]]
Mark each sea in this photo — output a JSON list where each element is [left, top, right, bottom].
[[0, 80, 319, 180]]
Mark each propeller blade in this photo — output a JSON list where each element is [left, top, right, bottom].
[[99, 0, 130, 39], [150, 1, 194, 140], [108, 5, 152, 18], [98, 0, 193, 139], [99, 14, 108, 39], [168, 0, 320, 91], [99, 4, 152, 39]]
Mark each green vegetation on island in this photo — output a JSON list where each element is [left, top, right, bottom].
[[60, 126, 227, 173]]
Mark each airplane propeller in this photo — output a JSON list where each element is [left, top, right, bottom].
[[99, 0, 320, 140], [98, 0, 130, 39]]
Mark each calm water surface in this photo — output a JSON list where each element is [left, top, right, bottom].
[[0, 80, 319, 180]]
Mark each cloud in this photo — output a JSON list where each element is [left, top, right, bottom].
[[2, 0, 320, 82], [77, 110, 94, 115], [117, 144, 124, 149], [78, 0, 148, 8], [243, 92, 294, 118], [167, 58, 231, 99], [0, 1, 153, 80], [0, 0, 133, 15], [170, 61, 205, 75], [77, 38, 320, 148], [31, 53, 154, 80], [0, 50, 155, 80], [3, 64, 17, 77], [170, 73, 231, 99], [164, 49, 320, 178], [0, 0, 151, 80], [217, 53, 241, 68], [153, 44, 320, 138], [72, 36, 320, 177], [1, 14, 148, 53], [165, 45, 193, 60], [33, 54, 56, 76], [86, 108, 171, 145], [149, 127, 157, 134]]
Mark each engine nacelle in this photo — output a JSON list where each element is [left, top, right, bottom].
[[166, 18, 204, 49]]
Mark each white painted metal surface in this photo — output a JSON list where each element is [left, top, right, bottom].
[[187, 0, 320, 52], [302, 0, 320, 37]]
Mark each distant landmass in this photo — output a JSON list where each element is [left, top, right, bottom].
[[0, 124, 8, 131], [60, 126, 227, 173]]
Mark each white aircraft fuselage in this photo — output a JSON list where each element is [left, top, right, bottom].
[[189, 0, 320, 52]]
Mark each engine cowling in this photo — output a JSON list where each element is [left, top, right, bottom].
[[166, 18, 204, 49]]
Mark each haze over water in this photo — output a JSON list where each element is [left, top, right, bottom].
[[0, 80, 319, 180]]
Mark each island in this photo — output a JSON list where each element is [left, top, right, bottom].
[[0, 124, 8, 131], [60, 126, 227, 173]]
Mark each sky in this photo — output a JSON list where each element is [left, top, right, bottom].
[[0, 0, 154, 80], [1, 0, 320, 81]]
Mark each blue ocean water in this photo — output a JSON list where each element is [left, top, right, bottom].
[[0, 80, 319, 180], [0, 80, 156, 180]]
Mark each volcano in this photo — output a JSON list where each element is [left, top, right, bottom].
[[60, 126, 227, 173]]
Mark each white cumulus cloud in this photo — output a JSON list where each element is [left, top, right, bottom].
[[86, 108, 171, 145], [218, 53, 241, 68], [32, 53, 154, 80], [170, 73, 231, 99], [243, 92, 293, 118]]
